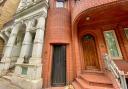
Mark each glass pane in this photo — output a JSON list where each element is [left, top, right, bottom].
[[104, 31, 119, 57], [83, 34, 94, 40], [56, 1, 64, 8], [21, 67, 28, 75]]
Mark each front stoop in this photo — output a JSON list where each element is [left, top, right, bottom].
[[72, 71, 116, 89]]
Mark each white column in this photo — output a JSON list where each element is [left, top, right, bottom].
[[29, 16, 45, 64], [0, 23, 21, 76], [28, 16, 45, 80], [14, 22, 33, 74], [12, 17, 46, 89], [16, 32, 33, 63]]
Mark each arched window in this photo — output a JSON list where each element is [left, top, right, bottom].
[[83, 34, 94, 41]]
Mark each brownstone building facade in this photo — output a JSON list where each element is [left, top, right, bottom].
[[43, 0, 128, 88]]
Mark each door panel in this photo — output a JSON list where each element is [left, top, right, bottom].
[[82, 34, 99, 69], [51, 45, 66, 86]]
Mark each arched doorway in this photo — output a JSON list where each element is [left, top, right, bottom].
[[82, 34, 100, 70], [0, 38, 4, 61]]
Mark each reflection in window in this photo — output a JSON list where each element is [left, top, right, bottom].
[[124, 28, 128, 39], [104, 30, 122, 58]]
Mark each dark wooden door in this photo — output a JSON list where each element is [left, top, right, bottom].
[[51, 45, 66, 86], [82, 34, 99, 69]]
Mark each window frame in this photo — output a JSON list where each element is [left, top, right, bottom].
[[21, 66, 28, 75], [104, 30, 122, 59]]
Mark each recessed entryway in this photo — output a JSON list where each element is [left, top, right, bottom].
[[82, 34, 100, 70], [51, 45, 66, 86]]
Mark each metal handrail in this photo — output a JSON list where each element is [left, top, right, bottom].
[[104, 54, 127, 89]]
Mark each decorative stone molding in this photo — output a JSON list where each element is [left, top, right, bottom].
[[7, 0, 49, 89], [0, 0, 49, 89]]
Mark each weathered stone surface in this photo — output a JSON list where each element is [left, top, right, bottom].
[[0, 78, 22, 89]]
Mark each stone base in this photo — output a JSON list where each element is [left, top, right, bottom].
[[11, 75, 43, 89], [0, 70, 7, 77]]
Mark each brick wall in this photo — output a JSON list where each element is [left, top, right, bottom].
[[42, 0, 128, 88]]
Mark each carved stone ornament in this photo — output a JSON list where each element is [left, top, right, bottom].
[[0, 0, 4, 4]]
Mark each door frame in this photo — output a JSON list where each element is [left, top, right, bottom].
[[50, 44, 67, 87], [81, 34, 100, 69]]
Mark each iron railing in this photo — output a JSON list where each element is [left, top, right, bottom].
[[104, 54, 127, 89]]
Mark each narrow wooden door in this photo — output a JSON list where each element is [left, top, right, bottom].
[[51, 45, 66, 86], [82, 34, 99, 69]]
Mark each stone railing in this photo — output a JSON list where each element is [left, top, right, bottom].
[[104, 54, 128, 89]]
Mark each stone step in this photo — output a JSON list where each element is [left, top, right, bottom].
[[75, 77, 114, 89], [2, 76, 11, 82], [72, 71, 115, 89], [76, 77, 90, 89], [80, 75, 113, 88], [72, 81, 82, 89], [89, 85, 115, 89], [81, 72, 113, 86], [0, 78, 22, 89], [82, 70, 104, 74], [45, 85, 75, 89], [86, 66, 99, 71], [45, 87, 64, 89]]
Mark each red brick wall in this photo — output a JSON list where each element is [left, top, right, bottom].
[[42, 0, 74, 87], [42, 0, 128, 88], [72, 0, 119, 23]]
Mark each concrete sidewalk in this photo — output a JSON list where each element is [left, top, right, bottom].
[[0, 78, 22, 89]]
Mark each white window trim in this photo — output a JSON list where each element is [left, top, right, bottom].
[[104, 30, 123, 59]]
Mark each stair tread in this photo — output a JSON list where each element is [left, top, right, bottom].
[[81, 73, 112, 84], [46, 87, 64, 89], [89, 85, 115, 89], [72, 82, 82, 89], [75, 77, 114, 89], [3, 76, 12, 81], [82, 70, 104, 74], [76, 78, 90, 88]]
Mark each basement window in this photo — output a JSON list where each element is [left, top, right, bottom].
[[21, 67, 28, 75]]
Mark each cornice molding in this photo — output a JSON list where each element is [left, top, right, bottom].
[[15, 0, 49, 19]]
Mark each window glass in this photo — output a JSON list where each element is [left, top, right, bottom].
[[21, 67, 28, 75], [56, 1, 64, 8], [104, 30, 122, 58]]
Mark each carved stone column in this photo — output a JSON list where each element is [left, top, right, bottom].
[[0, 23, 21, 76], [25, 16, 46, 89], [11, 16, 46, 89], [29, 16, 45, 64], [14, 21, 33, 75]]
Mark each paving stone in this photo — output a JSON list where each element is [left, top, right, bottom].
[[0, 78, 22, 89]]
